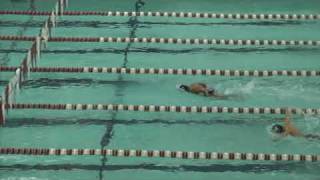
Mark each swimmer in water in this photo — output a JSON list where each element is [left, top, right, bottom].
[[178, 83, 226, 99], [271, 110, 320, 140], [135, 0, 145, 11]]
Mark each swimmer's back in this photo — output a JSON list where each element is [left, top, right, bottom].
[[189, 83, 208, 94]]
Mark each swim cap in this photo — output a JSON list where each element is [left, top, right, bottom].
[[272, 124, 285, 134], [176, 84, 190, 92]]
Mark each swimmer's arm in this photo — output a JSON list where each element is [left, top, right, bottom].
[[283, 114, 291, 126], [211, 92, 227, 99], [212, 93, 241, 100], [283, 111, 303, 137]]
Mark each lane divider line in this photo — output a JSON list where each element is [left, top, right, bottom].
[[0, 66, 319, 77], [0, 35, 319, 47], [0, 10, 319, 21], [3, 103, 320, 115], [0, 147, 319, 162]]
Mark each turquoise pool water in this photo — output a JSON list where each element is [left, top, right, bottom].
[[1, 0, 320, 179]]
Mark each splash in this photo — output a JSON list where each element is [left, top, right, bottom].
[[304, 115, 320, 133], [224, 80, 255, 95]]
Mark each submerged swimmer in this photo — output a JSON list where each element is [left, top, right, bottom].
[[135, 0, 145, 11], [271, 110, 320, 140], [177, 83, 226, 99]]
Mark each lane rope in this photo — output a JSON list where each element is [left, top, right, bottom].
[[0, 10, 319, 21], [0, 66, 319, 77], [3, 103, 320, 115], [0, 35, 319, 47], [0, 147, 319, 162]]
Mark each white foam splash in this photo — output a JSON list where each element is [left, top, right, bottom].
[[304, 115, 320, 132], [224, 80, 255, 95], [176, 84, 183, 90]]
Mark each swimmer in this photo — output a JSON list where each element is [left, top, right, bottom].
[[177, 83, 226, 99], [135, 0, 145, 11], [271, 110, 320, 140]]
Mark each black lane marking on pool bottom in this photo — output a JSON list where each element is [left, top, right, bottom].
[[4, 117, 281, 127], [0, 80, 9, 86], [0, 0, 35, 66], [0, 20, 309, 28], [22, 78, 140, 88], [2, 47, 320, 55], [98, 1, 145, 180], [0, 163, 308, 173]]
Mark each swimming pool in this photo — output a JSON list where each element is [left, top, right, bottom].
[[1, 0, 320, 179]]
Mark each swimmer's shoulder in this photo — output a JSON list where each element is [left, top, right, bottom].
[[197, 83, 207, 88], [189, 83, 205, 92]]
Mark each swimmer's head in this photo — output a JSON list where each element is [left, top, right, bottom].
[[271, 124, 285, 134], [179, 84, 190, 92]]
